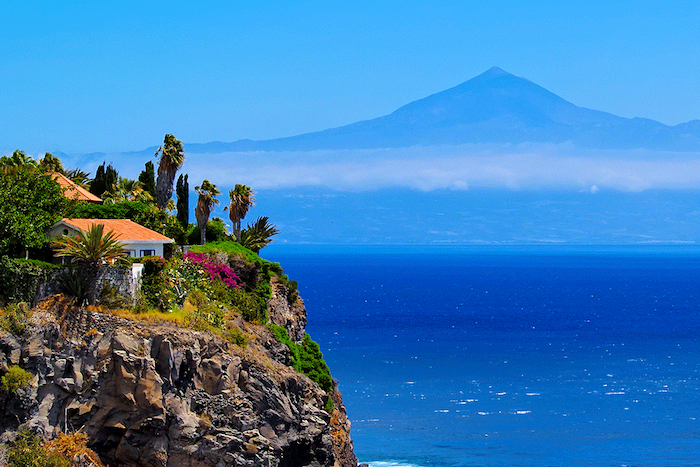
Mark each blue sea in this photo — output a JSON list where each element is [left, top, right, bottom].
[[265, 245, 700, 467]]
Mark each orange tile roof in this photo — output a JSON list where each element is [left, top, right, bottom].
[[50, 172, 103, 203], [58, 218, 173, 243]]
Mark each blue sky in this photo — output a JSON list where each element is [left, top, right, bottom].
[[2, 1, 699, 155]]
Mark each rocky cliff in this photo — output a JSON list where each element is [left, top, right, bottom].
[[0, 292, 357, 467]]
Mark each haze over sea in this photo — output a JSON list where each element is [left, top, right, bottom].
[[266, 244, 700, 467]]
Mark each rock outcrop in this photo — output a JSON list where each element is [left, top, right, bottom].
[[0, 295, 357, 467]]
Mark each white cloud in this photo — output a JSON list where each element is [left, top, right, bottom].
[[181, 143, 700, 192]]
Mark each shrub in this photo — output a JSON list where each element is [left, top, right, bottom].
[[140, 256, 172, 311], [230, 288, 267, 324], [0, 256, 57, 304], [6, 428, 70, 467], [225, 326, 248, 347], [45, 432, 105, 467], [324, 396, 335, 414], [0, 302, 31, 335], [56, 268, 88, 304], [98, 282, 129, 309], [186, 289, 208, 308], [1, 365, 32, 393], [268, 324, 334, 395], [183, 252, 240, 288]]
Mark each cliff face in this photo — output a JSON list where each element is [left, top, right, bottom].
[[0, 294, 357, 467]]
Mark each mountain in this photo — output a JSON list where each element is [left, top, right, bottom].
[[188, 67, 700, 153]]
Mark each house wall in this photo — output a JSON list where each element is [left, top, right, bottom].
[[48, 224, 169, 258], [121, 242, 165, 258]]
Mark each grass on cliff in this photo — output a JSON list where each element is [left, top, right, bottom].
[[268, 323, 335, 412], [0, 302, 31, 336], [1, 365, 32, 393], [5, 429, 104, 467]]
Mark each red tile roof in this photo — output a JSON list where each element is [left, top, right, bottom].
[[50, 172, 103, 203], [58, 218, 173, 243]]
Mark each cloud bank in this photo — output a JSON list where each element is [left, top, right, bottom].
[[183, 143, 700, 192]]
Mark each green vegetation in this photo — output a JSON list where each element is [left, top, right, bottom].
[[176, 173, 189, 229], [240, 216, 280, 253], [202, 217, 230, 244], [0, 147, 331, 414], [5, 429, 70, 467], [0, 302, 32, 336], [103, 177, 153, 205], [138, 161, 157, 200], [194, 180, 220, 245], [56, 268, 88, 304], [39, 153, 64, 173], [89, 162, 118, 198], [53, 224, 127, 305], [0, 168, 71, 258], [138, 256, 173, 311], [268, 323, 334, 410], [155, 134, 185, 210], [0, 258, 57, 305], [1, 365, 32, 393], [225, 184, 255, 243]]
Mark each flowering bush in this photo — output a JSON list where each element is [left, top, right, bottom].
[[184, 252, 240, 289]]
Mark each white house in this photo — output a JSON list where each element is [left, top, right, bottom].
[[49, 218, 174, 258]]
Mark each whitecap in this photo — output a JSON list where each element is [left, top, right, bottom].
[[365, 462, 424, 467]]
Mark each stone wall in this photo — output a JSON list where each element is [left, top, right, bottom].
[[35, 264, 144, 304]]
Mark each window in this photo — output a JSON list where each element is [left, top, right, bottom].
[[140, 249, 155, 257]]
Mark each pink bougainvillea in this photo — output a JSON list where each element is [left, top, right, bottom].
[[184, 252, 240, 288]]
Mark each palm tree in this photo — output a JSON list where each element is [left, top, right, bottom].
[[0, 150, 38, 174], [195, 180, 220, 245], [65, 168, 90, 188], [39, 152, 64, 174], [53, 224, 126, 305], [224, 184, 256, 243], [103, 177, 154, 204], [155, 134, 185, 210], [240, 216, 280, 252]]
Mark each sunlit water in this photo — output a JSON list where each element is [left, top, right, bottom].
[[265, 245, 700, 467]]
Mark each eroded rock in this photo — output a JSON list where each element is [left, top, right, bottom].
[[0, 295, 357, 467]]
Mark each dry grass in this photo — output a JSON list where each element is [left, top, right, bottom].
[[45, 431, 105, 467]]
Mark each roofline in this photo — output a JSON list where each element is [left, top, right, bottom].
[[120, 239, 175, 244], [51, 219, 174, 243]]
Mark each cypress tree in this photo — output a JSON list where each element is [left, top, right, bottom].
[[89, 162, 119, 197], [104, 164, 118, 195], [176, 173, 189, 228], [138, 161, 156, 199], [89, 162, 106, 196]]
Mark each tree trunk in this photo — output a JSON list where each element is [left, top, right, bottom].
[[156, 167, 174, 210], [85, 263, 101, 306], [233, 220, 241, 243], [200, 226, 206, 245]]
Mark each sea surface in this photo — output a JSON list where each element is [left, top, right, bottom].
[[264, 245, 700, 467]]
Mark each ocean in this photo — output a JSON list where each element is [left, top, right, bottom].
[[264, 245, 700, 467]]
